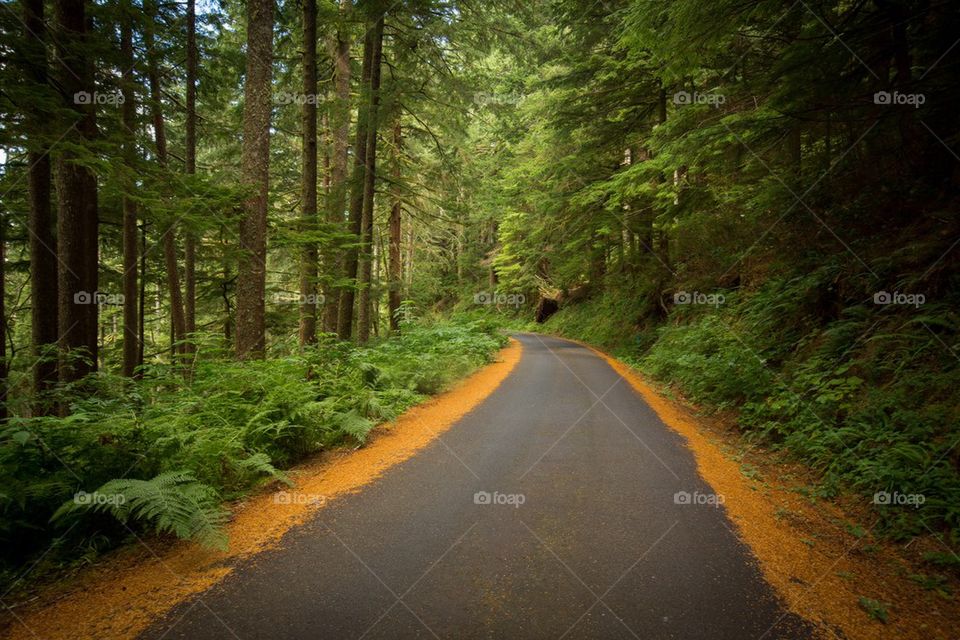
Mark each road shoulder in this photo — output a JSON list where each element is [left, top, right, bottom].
[[2, 340, 523, 640], [592, 344, 960, 640]]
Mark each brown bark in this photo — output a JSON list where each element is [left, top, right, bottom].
[[184, 0, 197, 346], [299, 0, 318, 346], [55, 0, 99, 386], [357, 15, 384, 345], [323, 0, 352, 333], [146, 0, 187, 361], [24, 0, 59, 409], [235, 0, 274, 358], [388, 119, 403, 333], [121, 0, 139, 378], [137, 222, 146, 377], [337, 21, 374, 339], [0, 220, 7, 421]]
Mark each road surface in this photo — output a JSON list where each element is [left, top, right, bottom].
[[143, 333, 814, 639]]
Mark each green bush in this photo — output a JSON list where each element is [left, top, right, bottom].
[[0, 320, 506, 587], [543, 275, 960, 544]]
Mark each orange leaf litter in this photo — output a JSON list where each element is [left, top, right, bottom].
[[594, 345, 960, 640], [2, 339, 522, 640]]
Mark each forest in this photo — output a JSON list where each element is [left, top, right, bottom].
[[0, 0, 958, 636]]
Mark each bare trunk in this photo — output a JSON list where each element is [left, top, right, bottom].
[[0, 221, 7, 421], [121, 0, 138, 378], [184, 0, 197, 347], [357, 15, 384, 345], [388, 120, 403, 333], [24, 0, 58, 410], [299, 0, 318, 346], [323, 0, 351, 332], [337, 21, 374, 339], [146, 0, 187, 361], [137, 222, 146, 376], [236, 0, 274, 358], [55, 0, 99, 387]]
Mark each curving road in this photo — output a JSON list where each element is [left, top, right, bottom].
[[143, 333, 814, 640]]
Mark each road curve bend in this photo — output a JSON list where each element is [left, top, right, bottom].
[[143, 333, 815, 640]]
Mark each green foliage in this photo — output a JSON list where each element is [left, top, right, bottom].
[[51, 472, 228, 551], [858, 597, 890, 624], [0, 321, 505, 587], [543, 275, 960, 543]]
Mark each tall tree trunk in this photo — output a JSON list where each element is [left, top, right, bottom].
[[336, 21, 374, 339], [357, 15, 384, 345], [299, 0, 318, 347], [24, 0, 58, 411], [0, 218, 7, 422], [236, 0, 274, 358], [137, 222, 147, 377], [323, 0, 351, 333], [184, 0, 198, 350], [387, 119, 403, 333], [54, 0, 99, 386], [146, 0, 187, 362], [121, 0, 139, 378]]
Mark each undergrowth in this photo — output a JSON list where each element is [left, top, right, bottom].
[[542, 269, 960, 546], [0, 320, 506, 590]]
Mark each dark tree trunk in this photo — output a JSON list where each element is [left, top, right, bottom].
[[121, 0, 139, 378], [387, 119, 403, 333], [236, 0, 274, 358], [146, 0, 187, 362], [137, 223, 147, 377], [337, 21, 374, 339], [24, 0, 59, 411], [323, 0, 351, 333], [299, 0, 318, 346], [184, 0, 198, 349], [54, 0, 99, 386], [0, 219, 7, 421], [357, 15, 384, 345]]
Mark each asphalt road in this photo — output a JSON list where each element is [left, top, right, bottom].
[[143, 333, 815, 640]]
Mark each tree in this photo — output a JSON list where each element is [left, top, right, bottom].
[[336, 19, 374, 340], [235, 0, 274, 358], [184, 0, 198, 351], [120, 0, 139, 378], [23, 0, 59, 408], [298, 0, 318, 346], [145, 0, 187, 363], [387, 119, 403, 332], [357, 14, 385, 344], [323, 0, 352, 333], [54, 0, 99, 385]]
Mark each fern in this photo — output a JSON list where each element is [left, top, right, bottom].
[[335, 410, 375, 443], [52, 472, 228, 550]]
